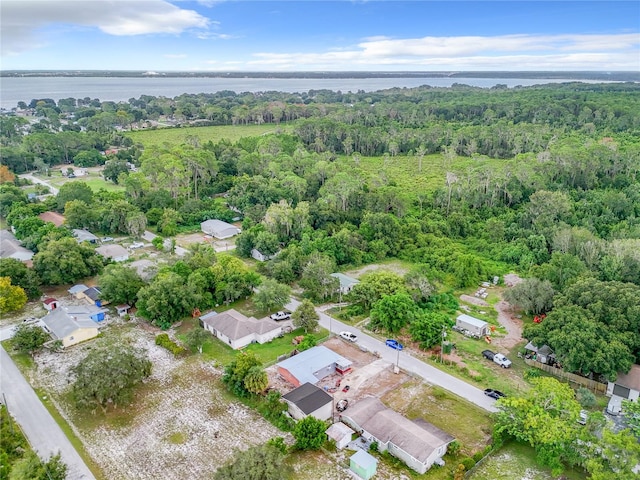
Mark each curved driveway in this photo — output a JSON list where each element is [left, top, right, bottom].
[[285, 299, 498, 413], [0, 328, 95, 479]]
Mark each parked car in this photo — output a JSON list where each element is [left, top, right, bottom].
[[101, 237, 114, 243], [339, 331, 357, 342], [336, 399, 348, 412], [269, 311, 291, 321], [342, 385, 350, 392], [482, 350, 512, 368], [385, 339, 403, 350], [483, 388, 506, 400], [482, 350, 495, 360], [130, 242, 145, 249]]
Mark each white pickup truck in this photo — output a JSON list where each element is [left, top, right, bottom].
[[482, 350, 512, 368], [269, 311, 291, 321]]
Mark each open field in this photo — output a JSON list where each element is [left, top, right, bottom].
[[126, 124, 291, 147], [21, 322, 284, 480], [30, 167, 124, 192], [468, 442, 587, 480], [335, 153, 509, 195]]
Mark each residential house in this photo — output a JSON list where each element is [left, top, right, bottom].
[[37, 211, 65, 227], [350, 449, 378, 480], [277, 346, 352, 388], [251, 248, 275, 262], [40, 305, 105, 348], [73, 229, 98, 244], [331, 273, 360, 295], [200, 219, 241, 239], [43, 298, 59, 311], [95, 244, 129, 262], [341, 397, 454, 474], [607, 364, 640, 414], [282, 383, 333, 421], [455, 314, 490, 337], [0, 229, 34, 263], [326, 422, 355, 450], [199, 309, 284, 350]]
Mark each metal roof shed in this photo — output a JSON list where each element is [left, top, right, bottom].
[[455, 314, 489, 336]]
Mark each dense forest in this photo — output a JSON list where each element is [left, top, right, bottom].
[[2, 82, 640, 383]]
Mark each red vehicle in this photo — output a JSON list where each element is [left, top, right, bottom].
[[342, 385, 350, 392]]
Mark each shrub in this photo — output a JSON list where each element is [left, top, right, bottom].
[[576, 387, 596, 408], [447, 439, 461, 456], [461, 457, 476, 471], [155, 333, 185, 356], [524, 368, 542, 380], [369, 441, 379, 453]]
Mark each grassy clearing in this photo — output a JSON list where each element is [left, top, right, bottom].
[[468, 442, 587, 480], [126, 124, 290, 147], [384, 381, 493, 456], [44, 174, 125, 193], [336, 153, 508, 196]]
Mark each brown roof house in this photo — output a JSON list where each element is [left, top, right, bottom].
[[341, 397, 454, 474], [282, 382, 333, 421], [38, 211, 65, 227], [199, 309, 284, 350]]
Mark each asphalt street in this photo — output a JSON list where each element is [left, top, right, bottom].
[[285, 299, 499, 413], [0, 326, 95, 480]]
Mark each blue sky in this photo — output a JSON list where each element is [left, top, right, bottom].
[[1, 1, 639, 71]]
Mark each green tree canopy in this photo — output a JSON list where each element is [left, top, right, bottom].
[[292, 299, 319, 333], [409, 312, 453, 349], [0, 258, 41, 300], [349, 270, 406, 311], [11, 324, 49, 355], [213, 443, 288, 480], [0, 277, 27, 314], [503, 277, 555, 315], [293, 416, 327, 450], [33, 237, 103, 285], [56, 181, 93, 212], [98, 263, 144, 306], [184, 327, 211, 354], [71, 344, 152, 413], [253, 278, 291, 313], [222, 352, 262, 397], [370, 292, 417, 333], [136, 272, 201, 329], [8, 452, 67, 480], [243, 365, 269, 394]]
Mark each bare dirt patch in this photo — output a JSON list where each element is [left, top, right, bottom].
[[175, 232, 237, 253], [493, 299, 524, 350], [31, 323, 282, 480], [460, 294, 490, 307]]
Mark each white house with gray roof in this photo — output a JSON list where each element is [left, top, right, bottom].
[[199, 309, 283, 349], [331, 273, 360, 294], [341, 396, 454, 474], [200, 219, 241, 239]]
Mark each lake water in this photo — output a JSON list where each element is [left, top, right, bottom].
[[0, 76, 611, 109]]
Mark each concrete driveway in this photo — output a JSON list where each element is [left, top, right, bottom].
[[285, 299, 498, 413], [19, 173, 59, 195], [0, 327, 96, 479]]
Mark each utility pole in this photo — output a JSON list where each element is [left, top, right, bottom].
[[440, 324, 446, 364]]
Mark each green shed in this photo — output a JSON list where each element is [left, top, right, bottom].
[[350, 449, 378, 479]]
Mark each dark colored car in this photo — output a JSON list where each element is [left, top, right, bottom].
[[482, 350, 495, 360], [484, 388, 506, 400]]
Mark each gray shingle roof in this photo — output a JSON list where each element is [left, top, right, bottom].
[[344, 397, 453, 463], [40, 306, 101, 339], [199, 309, 280, 340], [282, 382, 332, 414]]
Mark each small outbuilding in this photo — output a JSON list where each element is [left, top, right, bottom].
[[524, 342, 555, 365], [251, 248, 275, 262], [95, 244, 129, 262], [607, 364, 640, 402], [68, 284, 89, 298], [350, 449, 378, 480], [277, 345, 352, 388], [455, 314, 489, 336], [282, 382, 333, 421], [43, 297, 58, 311], [200, 219, 241, 239], [326, 422, 355, 450], [116, 304, 131, 317], [330, 273, 360, 294]]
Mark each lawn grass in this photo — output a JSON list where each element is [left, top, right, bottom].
[[44, 175, 125, 193], [468, 441, 587, 480], [125, 124, 290, 148]]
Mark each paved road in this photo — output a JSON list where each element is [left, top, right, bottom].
[[0, 327, 96, 480], [19, 174, 59, 195], [285, 299, 498, 413]]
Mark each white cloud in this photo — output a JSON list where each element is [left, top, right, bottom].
[[247, 33, 640, 71], [1, 0, 210, 56]]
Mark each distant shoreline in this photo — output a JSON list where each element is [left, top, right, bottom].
[[2, 70, 638, 82]]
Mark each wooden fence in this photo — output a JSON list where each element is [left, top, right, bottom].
[[524, 358, 607, 394]]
